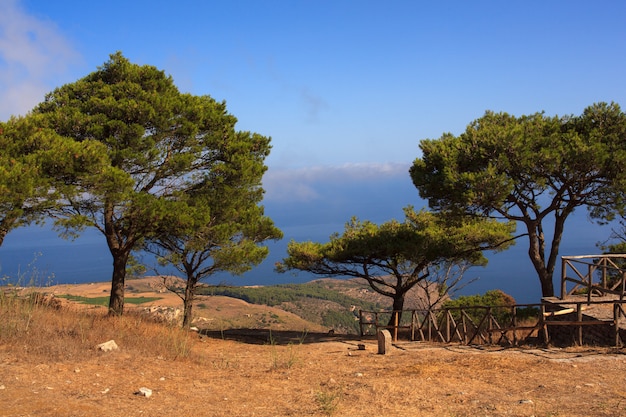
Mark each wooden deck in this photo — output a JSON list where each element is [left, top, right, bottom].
[[543, 294, 625, 324], [542, 294, 626, 345]]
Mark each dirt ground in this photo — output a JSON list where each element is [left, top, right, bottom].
[[2, 278, 626, 417]]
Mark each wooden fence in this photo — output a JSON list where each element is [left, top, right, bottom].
[[359, 299, 626, 347], [561, 254, 626, 301]]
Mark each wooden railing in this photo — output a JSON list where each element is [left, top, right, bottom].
[[561, 254, 626, 301], [541, 299, 626, 346], [359, 300, 626, 347], [359, 304, 543, 346]]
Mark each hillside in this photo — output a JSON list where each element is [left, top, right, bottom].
[[196, 278, 389, 334], [32, 276, 442, 335]]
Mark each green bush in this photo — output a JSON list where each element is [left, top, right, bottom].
[[443, 289, 516, 327], [321, 310, 360, 334]]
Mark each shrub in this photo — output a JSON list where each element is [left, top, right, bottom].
[[443, 289, 516, 327]]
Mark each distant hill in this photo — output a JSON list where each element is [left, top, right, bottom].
[[197, 278, 430, 334]]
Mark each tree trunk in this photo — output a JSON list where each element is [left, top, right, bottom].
[[387, 293, 406, 328], [538, 270, 554, 298], [182, 277, 198, 329], [525, 219, 555, 298], [108, 250, 129, 316]]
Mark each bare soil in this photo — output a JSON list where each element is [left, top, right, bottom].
[[2, 278, 626, 417]]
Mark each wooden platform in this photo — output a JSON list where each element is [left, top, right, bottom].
[[543, 294, 626, 329]]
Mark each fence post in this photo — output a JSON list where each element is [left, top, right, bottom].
[[614, 303, 620, 347], [541, 304, 549, 345], [428, 311, 432, 342], [411, 311, 416, 341], [512, 306, 518, 346], [561, 258, 567, 299], [576, 303, 583, 346], [393, 311, 399, 342], [487, 306, 493, 345], [359, 310, 364, 337]]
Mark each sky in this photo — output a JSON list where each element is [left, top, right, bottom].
[[0, 0, 625, 302]]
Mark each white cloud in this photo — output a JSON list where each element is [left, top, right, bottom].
[[263, 162, 410, 202], [0, 0, 80, 119]]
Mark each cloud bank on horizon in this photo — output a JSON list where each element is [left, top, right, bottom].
[[264, 162, 411, 203]]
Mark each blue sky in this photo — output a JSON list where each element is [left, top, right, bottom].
[[3, 1, 625, 170], [1, 0, 625, 301]]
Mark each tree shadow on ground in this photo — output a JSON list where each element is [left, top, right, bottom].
[[199, 328, 370, 346]]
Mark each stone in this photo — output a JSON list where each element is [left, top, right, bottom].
[[136, 387, 152, 398], [97, 340, 118, 352], [377, 329, 392, 355], [143, 306, 182, 324]]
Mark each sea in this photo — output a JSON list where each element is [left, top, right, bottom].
[[0, 211, 615, 305], [0, 172, 619, 305]]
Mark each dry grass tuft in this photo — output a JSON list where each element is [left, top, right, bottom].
[[0, 289, 195, 362]]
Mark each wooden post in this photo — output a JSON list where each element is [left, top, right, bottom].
[[374, 312, 379, 334], [561, 258, 567, 299], [614, 303, 620, 347], [410, 311, 416, 341], [445, 311, 450, 343], [359, 310, 364, 337], [512, 306, 518, 346], [576, 303, 583, 346], [541, 304, 549, 345], [487, 307, 493, 345], [393, 311, 399, 342]]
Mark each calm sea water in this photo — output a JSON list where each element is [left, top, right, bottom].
[[0, 211, 615, 305]]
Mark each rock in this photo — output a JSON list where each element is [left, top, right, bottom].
[[357, 343, 366, 350], [97, 340, 118, 352], [377, 329, 392, 355], [136, 387, 152, 398], [143, 306, 182, 324]]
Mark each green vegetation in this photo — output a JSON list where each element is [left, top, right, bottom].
[[321, 310, 360, 333], [198, 282, 382, 310], [277, 208, 514, 326], [442, 289, 539, 326], [411, 103, 626, 297], [57, 294, 162, 306], [0, 115, 107, 248], [27, 52, 278, 318]]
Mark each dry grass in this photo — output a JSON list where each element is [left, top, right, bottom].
[[3, 287, 626, 416], [0, 290, 195, 361]]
